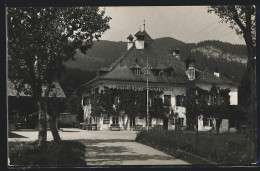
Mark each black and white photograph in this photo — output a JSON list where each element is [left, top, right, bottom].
[[6, 5, 257, 167]]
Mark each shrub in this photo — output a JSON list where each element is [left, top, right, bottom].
[[9, 140, 86, 166], [136, 130, 256, 165]]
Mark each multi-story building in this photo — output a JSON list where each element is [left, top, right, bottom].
[[79, 28, 238, 131]]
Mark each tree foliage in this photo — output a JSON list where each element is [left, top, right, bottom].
[[65, 94, 82, 115], [185, 83, 231, 130], [208, 5, 256, 148], [208, 6, 255, 46], [8, 7, 111, 146], [89, 88, 165, 119], [8, 7, 111, 94]]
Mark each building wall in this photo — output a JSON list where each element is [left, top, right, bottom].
[[162, 89, 187, 128], [196, 83, 238, 105], [195, 83, 238, 132], [81, 82, 188, 130], [135, 40, 144, 49]]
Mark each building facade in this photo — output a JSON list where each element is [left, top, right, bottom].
[[79, 29, 238, 131], [8, 80, 66, 130]]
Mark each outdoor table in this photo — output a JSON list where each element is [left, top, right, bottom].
[[133, 125, 143, 131], [86, 124, 97, 131]]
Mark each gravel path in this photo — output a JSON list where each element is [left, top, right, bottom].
[[9, 128, 190, 165]]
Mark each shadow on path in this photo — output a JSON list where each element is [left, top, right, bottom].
[[78, 139, 187, 165], [9, 132, 28, 138]]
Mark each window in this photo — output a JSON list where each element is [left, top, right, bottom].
[[204, 93, 210, 105], [114, 96, 119, 105], [134, 68, 141, 75], [83, 96, 90, 106], [176, 95, 185, 106], [203, 118, 214, 127], [178, 118, 184, 127], [130, 117, 135, 127], [210, 94, 217, 105], [164, 95, 171, 106], [148, 96, 154, 106], [112, 117, 119, 125], [217, 94, 224, 105], [166, 68, 175, 77]]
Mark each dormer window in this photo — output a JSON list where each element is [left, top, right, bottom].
[[132, 64, 141, 75], [134, 68, 141, 75], [165, 68, 175, 77], [152, 69, 160, 76]]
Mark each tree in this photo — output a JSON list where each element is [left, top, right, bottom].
[[208, 5, 256, 148], [8, 7, 111, 147], [185, 83, 208, 141], [185, 84, 231, 141]]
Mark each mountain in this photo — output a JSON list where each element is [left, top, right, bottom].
[[64, 40, 126, 71], [192, 40, 247, 64], [64, 37, 248, 83], [155, 37, 186, 49]]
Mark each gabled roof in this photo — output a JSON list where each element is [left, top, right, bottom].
[[8, 79, 66, 98], [82, 30, 189, 87], [109, 30, 186, 72], [127, 34, 134, 40], [134, 30, 145, 37], [193, 69, 239, 86], [131, 64, 141, 69]]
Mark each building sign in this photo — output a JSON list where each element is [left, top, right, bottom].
[[115, 86, 175, 91], [103, 119, 110, 124]]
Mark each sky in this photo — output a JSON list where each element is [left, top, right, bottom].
[[100, 6, 245, 45]]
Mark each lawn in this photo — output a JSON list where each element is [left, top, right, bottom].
[[136, 130, 256, 165], [8, 140, 86, 166]]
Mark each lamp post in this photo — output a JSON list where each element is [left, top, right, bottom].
[[146, 55, 149, 131]]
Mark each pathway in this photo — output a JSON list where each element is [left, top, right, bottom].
[[9, 128, 190, 165]]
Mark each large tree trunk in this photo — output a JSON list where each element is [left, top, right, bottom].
[[246, 42, 256, 149], [45, 98, 62, 142], [49, 114, 61, 142], [37, 97, 47, 147], [243, 28, 256, 151]]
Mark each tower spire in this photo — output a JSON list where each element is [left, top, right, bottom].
[[143, 19, 145, 31]]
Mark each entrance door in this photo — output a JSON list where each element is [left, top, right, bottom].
[[130, 117, 135, 127], [112, 117, 119, 125], [163, 118, 168, 130]]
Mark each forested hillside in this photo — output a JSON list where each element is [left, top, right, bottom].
[[62, 38, 248, 95], [64, 41, 126, 71]]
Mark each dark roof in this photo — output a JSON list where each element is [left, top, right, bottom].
[[101, 65, 188, 84], [109, 30, 186, 72], [193, 69, 239, 85], [8, 80, 66, 98], [81, 30, 240, 89], [127, 34, 134, 40], [82, 30, 189, 87], [134, 31, 145, 37]]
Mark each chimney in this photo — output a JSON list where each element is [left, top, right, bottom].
[[134, 30, 145, 49], [172, 49, 180, 59], [127, 34, 134, 50], [185, 56, 196, 80], [214, 67, 220, 77]]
